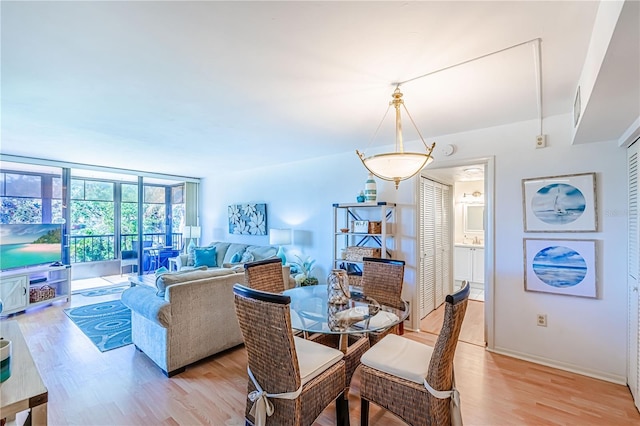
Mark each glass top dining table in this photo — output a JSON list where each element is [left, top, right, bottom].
[[283, 284, 409, 337]]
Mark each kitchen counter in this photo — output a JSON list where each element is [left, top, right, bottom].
[[455, 243, 484, 248]]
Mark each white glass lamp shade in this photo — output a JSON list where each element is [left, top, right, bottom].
[[362, 152, 434, 188], [269, 229, 292, 246]]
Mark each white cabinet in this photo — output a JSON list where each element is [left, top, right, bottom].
[[454, 246, 484, 284], [332, 202, 395, 277], [0, 265, 71, 315]]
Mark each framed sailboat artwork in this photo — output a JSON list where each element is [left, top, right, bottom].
[[522, 172, 597, 232]]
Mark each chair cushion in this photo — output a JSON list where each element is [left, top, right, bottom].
[[293, 336, 343, 385], [194, 247, 217, 268], [353, 310, 399, 330], [244, 245, 278, 261], [360, 334, 433, 384]]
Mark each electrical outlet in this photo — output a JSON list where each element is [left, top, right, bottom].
[[535, 134, 547, 148], [536, 314, 547, 327]]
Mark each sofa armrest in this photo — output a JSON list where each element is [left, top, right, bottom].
[[121, 286, 171, 327], [175, 254, 189, 270]]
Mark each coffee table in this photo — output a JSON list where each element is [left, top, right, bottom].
[[128, 274, 157, 288], [0, 320, 48, 425]]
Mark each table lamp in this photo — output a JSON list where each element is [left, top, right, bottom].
[[269, 228, 291, 265]]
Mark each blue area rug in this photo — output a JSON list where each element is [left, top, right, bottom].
[[64, 300, 132, 352], [77, 285, 129, 297]]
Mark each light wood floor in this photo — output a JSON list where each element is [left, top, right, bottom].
[[6, 294, 640, 425]]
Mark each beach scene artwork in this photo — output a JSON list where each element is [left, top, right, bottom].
[[532, 245, 587, 287], [531, 183, 585, 225], [525, 238, 596, 298]]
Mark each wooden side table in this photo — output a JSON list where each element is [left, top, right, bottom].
[[0, 320, 48, 425]]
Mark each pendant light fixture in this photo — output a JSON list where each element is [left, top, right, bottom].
[[356, 87, 436, 189]]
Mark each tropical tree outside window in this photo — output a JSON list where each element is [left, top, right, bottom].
[[121, 183, 138, 251], [70, 179, 115, 262], [144, 185, 166, 240]]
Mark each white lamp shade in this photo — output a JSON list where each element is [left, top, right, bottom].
[[191, 226, 201, 239], [363, 152, 433, 182], [183, 226, 201, 239], [182, 226, 192, 239], [269, 228, 292, 245]]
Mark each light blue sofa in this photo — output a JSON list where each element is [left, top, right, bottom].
[[174, 241, 278, 271]]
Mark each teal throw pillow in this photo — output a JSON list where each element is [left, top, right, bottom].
[[230, 252, 242, 264], [194, 247, 217, 268]]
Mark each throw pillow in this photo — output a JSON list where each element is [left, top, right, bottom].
[[230, 252, 242, 264], [194, 247, 217, 268], [240, 251, 254, 263]]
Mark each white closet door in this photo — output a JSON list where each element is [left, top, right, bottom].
[[420, 178, 436, 317], [628, 139, 639, 409], [419, 176, 453, 318]]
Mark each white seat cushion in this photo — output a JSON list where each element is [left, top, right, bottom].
[[353, 310, 399, 330], [293, 336, 344, 385], [360, 334, 433, 384]]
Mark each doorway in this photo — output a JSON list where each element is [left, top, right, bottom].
[[418, 158, 492, 348]]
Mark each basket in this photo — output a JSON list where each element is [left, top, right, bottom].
[[345, 246, 381, 262], [347, 273, 363, 288], [29, 285, 56, 303], [368, 221, 382, 234]]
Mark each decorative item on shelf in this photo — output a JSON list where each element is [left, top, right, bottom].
[[365, 173, 377, 202], [356, 191, 366, 203], [292, 255, 318, 286], [345, 246, 381, 262], [352, 220, 369, 233], [269, 228, 292, 265], [339, 228, 349, 233], [368, 221, 382, 234], [29, 285, 55, 303], [327, 269, 350, 305], [356, 87, 436, 189]]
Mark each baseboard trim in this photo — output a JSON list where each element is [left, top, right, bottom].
[[489, 346, 626, 385]]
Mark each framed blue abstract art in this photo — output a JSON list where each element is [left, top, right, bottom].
[[524, 238, 597, 298], [522, 172, 597, 232], [228, 203, 267, 235]]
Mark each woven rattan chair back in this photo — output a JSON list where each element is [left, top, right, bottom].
[[361, 257, 405, 310], [360, 281, 470, 426], [244, 257, 286, 293], [426, 280, 470, 424], [233, 284, 302, 423], [233, 284, 348, 425]]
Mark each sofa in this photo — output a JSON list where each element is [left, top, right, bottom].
[[121, 264, 292, 376], [174, 241, 279, 271]]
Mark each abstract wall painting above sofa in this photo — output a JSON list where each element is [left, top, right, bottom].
[[523, 238, 597, 298], [522, 172, 597, 232], [228, 203, 267, 235]]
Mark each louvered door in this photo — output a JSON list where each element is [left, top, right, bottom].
[[628, 139, 639, 409], [419, 176, 453, 318]]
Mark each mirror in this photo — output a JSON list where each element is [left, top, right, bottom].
[[464, 204, 485, 232]]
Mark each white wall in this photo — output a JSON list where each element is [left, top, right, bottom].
[[199, 112, 627, 383]]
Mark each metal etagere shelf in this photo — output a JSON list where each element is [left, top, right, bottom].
[[332, 202, 395, 276]]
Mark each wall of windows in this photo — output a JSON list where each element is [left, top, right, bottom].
[[0, 158, 195, 275]]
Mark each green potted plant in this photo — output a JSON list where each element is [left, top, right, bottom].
[[292, 255, 318, 286]]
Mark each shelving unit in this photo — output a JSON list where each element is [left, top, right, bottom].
[[0, 264, 71, 315], [332, 202, 395, 278]]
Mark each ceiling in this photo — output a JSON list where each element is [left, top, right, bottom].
[[1, 1, 637, 178]]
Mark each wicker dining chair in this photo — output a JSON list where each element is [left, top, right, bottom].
[[233, 284, 348, 426], [360, 257, 406, 346], [359, 281, 470, 426], [244, 257, 287, 293]]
